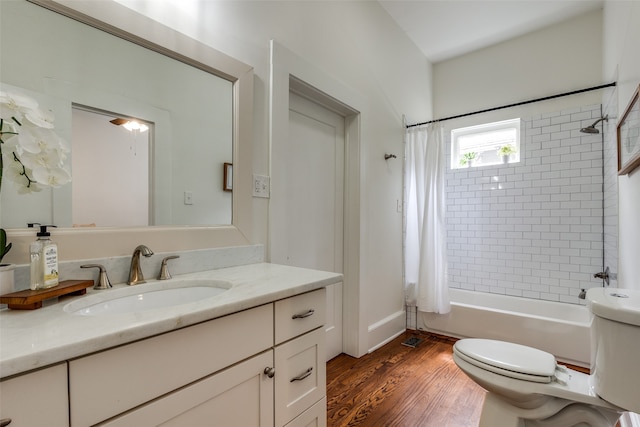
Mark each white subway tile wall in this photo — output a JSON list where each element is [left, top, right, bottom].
[[446, 104, 610, 304]]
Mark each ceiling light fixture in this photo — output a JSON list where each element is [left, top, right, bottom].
[[109, 118, 149, 133]]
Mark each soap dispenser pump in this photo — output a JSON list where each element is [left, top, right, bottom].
[[28, 223, 59, 290]]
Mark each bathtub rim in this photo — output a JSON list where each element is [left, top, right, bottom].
[[418, 288, 592, 368]]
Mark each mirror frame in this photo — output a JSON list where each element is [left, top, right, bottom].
[[4, 0, 254, 263]]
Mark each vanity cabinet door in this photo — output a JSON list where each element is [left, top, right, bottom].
[[0, 363, 69, 427], [275, 327, 326, 427], [100, 350, 274, 427]]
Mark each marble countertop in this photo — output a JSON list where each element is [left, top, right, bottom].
[[0, 263, 342, 378]]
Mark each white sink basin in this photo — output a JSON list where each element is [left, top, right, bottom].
[[64, 279, 232, 316]]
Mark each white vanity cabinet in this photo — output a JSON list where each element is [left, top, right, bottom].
[[67, 288, 327, 427], [0, 363, 69, 427]]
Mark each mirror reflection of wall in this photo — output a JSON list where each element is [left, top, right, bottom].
[[72, 107, 151, 227]]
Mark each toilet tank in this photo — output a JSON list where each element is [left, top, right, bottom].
[[587, 287, 640, 413]]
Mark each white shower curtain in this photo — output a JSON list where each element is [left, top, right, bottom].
[[404, 124, 450, 314]]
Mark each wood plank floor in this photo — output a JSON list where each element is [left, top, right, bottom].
[[327, 331, 485, 427]]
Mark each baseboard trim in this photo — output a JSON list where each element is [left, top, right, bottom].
[[367, 310, 405, 353]]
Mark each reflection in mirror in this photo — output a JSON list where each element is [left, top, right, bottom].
[[0, 0, 233, 229], [72, 106, 151, 227]]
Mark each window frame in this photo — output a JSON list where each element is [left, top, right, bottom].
[[451, 118, 521, 169]]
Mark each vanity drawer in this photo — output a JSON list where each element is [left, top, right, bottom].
[[69, 304, 273, 427], [284, 397, 327, 427], [0, 363, 69, 427], [275, 327, 326, 427], [275, 288, 326, 344]]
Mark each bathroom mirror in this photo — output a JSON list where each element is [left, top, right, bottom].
[[0, 0, 254, 263], [0, 0, 242, 228]]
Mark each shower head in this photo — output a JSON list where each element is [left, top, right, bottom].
[[580, 115, 608, 134], [580, 126, 600, 134]]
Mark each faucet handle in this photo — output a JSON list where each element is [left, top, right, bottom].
[[81, 264, 113, 290], [158, 255, 180, 280]]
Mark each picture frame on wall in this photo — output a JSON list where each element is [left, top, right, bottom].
[[223, 162, 233, 191], [617, 83, 640, 175]]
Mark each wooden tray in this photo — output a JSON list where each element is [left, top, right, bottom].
[[0, 279, 93, 310]]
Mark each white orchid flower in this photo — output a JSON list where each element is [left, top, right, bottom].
[[3, 160, 27, 182], [32, 166, 71, 188], [0, 121, 19, 143], [0, 91, 38, 124], [24, 107, 55, 129], [1, 91, 71, 193], [17, 182, 43, 195], [3, 160, 38, 192], [16, 125, 62, 154], [54, 144, 70, 166], [18, 149, 62, 171]]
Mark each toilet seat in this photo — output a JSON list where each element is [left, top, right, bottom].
[[453, 339, 557, 383]]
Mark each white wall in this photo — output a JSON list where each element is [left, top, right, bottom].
[[433, 9, 604, 120], [114, 0, 432, 352], [72, 108, 149, 227], [603, 0, 640, 290]]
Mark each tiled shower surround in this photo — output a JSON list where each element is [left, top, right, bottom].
[[446, 104, 610, 304]]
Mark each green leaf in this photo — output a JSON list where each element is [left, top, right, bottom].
[[0, 228, 12, 264]]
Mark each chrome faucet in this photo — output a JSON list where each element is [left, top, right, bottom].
[[593, 266, 611, 286], [128, 245, 154, 285]]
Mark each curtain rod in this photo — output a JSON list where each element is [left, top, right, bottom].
[[406, 82, 617, 129]]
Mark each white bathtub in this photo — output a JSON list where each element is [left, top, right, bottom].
[[419, 288, 591, 367]]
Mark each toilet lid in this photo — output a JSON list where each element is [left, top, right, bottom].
[[454, 339, 557, 383]]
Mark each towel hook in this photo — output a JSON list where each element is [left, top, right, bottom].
[[384, 153, 397, 160]]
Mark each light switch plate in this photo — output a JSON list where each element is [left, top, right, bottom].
[[252, 174, 270, 198], [184, 191, 193, 205]]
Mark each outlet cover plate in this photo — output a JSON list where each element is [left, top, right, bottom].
[[253, 174, 270, 198]]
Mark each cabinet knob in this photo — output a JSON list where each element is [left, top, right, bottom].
[[263, 366, 275, 378], [292, 309, 315, 319], [0, 418, 12, 427]]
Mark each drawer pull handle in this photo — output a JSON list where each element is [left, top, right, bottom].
[[0, 419, 12, 427], [292, 309, 315, 319], [264, 367, 276, 378], [290, 367, 313, 382]]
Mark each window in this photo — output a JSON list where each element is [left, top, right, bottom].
[[451, 118, 521, 169]]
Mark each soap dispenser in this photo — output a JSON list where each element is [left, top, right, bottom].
[[28, 223, 59, 290]]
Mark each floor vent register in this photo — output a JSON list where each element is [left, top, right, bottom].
[[401, 336, 423, 348]]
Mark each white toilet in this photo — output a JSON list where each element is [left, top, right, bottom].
[[453, 287, 640, 427]]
